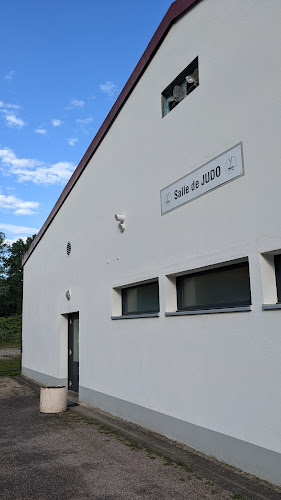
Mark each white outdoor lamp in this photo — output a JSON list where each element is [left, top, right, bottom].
[[115, 214, 126, 232]]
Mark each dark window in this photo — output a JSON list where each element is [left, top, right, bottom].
[[122, 281, 160, 315], [274, 255, 281, 302], [162, 57, 199, 117], [177, 261, 251, 311]]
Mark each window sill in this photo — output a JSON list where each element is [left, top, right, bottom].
[[165, 306, 251, 316], [111, 313, 159, 320], [262, 304, 281, 310]]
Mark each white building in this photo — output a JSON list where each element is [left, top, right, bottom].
[[22, 0, 281, 485]]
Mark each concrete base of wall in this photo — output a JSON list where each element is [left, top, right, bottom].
[[80, 385, 281, 486], [22, 367, 67, 388], [21, 367, 281, 486]]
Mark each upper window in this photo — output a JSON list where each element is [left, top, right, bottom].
[[162, 57, 199, 117], [176, 261, 251, 311], [122, 281, 160, 316], [274, 255, 281, 302]]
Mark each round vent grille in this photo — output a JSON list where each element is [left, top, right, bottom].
[[66, 242, 71, 256]]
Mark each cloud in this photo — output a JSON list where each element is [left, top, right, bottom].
[[4, 70, 16, 81], [34, 128, 47, 135], [65, 99, 85, 110], [6, 186, 16, 194], [0, 148, 43, 169], [52, 119, 63, 127], [68, 138, 78, 147], [14, 161, 75, 185], [0, 193, 39, 215], [0, 147, 75, 185], [76, 117, 93, 124], [0, 100, 26, 128], [5, 113, 26, 129], [100, 81, 118, 97], [0, 223, 38, 235], [4, 237, 29, 245], [14, 208, 36, 215], [0, 101, 20, 110]]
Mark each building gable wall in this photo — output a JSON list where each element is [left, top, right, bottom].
[[22, 0, 281, 484]]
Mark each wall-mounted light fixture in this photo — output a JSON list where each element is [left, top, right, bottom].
[[115, 214, 126, 232], [66, 289, 71, 301], [185, 67, 199, 86]]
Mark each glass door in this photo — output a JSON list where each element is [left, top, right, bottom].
[[68, 312, 79, 392]]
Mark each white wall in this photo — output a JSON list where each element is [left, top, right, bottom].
[[22, 0, 281, 478]]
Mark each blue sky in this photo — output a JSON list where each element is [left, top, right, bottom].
[[0, 0, 172, 243]]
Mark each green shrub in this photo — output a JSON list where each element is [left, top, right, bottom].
[[0, 314, 22, 340], [0, 356, 21, 375]]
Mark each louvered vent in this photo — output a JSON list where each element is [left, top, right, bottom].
[[66, 242, 71, 256]]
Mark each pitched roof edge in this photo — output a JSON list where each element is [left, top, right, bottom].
[[22, 0, 200, 266]]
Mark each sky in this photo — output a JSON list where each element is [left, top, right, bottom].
[[0, 0, 172, 244]]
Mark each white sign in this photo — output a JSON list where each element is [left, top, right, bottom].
[[160, 143, 244, 215]]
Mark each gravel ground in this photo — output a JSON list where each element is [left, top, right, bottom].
[[0, 377, 236, 500], [0, 347, 21, 360]]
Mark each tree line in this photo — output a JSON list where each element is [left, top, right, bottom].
[[0, 232, 36, 317]]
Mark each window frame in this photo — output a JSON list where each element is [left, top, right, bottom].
[[176, 261, 251, 312], [162, 57, 199, 117], [121, 280, 160, 316], [274, 254, 281, 303]]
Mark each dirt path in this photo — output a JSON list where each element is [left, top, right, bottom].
[[0, 377, 235, 500]]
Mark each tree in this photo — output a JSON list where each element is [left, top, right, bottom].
[[0, 235, 36, 316], [0, 232, 8, 306], [0, 233, 9, 316], [0, 232, 7, 275]]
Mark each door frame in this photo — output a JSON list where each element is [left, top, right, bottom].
[[68, 312, 79, 392]]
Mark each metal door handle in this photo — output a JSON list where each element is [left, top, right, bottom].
[[69, 349, 72, 355]]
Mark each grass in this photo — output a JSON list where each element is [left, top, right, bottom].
[[67, 411, 260, 498], [0, 339, 21, 349], [0, 314, 21, 351], [63, 411, 253, 496], [0, 322, 21, 374], [67, 411, 195, 479], [0, 355, 21, 375], [69, 412, 143, 451]]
